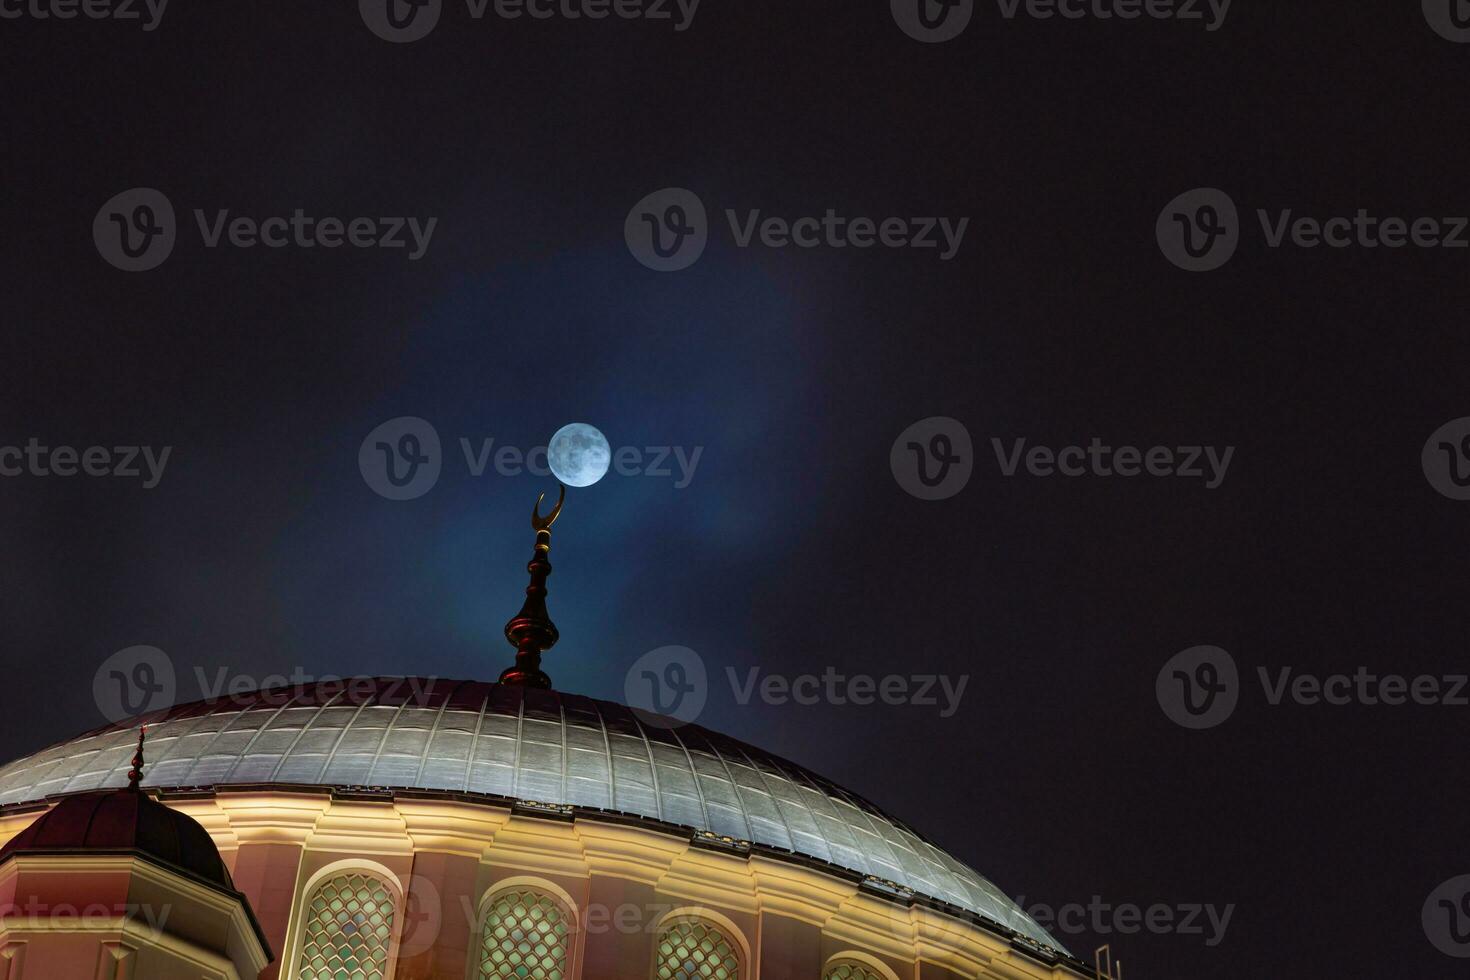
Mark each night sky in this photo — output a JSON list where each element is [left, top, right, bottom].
[[3, 2, 1469, 977]]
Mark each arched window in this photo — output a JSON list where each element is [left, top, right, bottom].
[[652, 918, 742, 980], [475, 888, 571, 979], [295, 871, 397, 980], [824, 960, 886, 980]]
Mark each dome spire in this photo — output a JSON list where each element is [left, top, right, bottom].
[[127, 725, 147, 792], [499, 484, 564, 689]]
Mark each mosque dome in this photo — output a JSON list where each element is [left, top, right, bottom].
[[0, 678, 1062, 952], [0, 496, 1092, 980]]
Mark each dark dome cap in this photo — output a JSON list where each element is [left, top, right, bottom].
[[0, 788, 234, 893]]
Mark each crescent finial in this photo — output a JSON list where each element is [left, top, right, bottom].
[[532, 484, 566, 531]]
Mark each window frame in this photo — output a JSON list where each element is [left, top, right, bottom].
[[822, 951, 902, 980], [284, 859, 407, 980], [647, 907, 749, 980], [468, 878, 579, 980]]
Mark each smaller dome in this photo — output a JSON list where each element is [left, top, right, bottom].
[[0, 788, 233, 893]]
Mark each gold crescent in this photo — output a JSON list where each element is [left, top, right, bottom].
[[532, 484, 566, 531]]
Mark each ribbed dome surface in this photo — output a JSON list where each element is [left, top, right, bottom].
[[0, 787, 234, 891], [0, 678, 1060, 949]]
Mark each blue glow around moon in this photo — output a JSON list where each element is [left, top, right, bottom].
[[547, 423, 612, 487]]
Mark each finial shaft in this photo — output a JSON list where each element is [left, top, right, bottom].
[[500, 486, 565, 689], [127, 726, 147, 792]]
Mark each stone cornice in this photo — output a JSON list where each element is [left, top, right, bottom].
[[395, 798, 508, 858], [303, 798, 413, 857], [0, 853, 271, 977], [482, 814, 589, 878], [655, 846, 759, 914]]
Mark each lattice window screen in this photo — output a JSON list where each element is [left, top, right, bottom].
[[652, 919, 741, 980], [476, 889, 570, 980], [296, 872, 396, 980], [824, 960, 885, 980]]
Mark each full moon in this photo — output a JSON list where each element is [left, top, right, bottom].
[[547, 423, 611, 488]]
